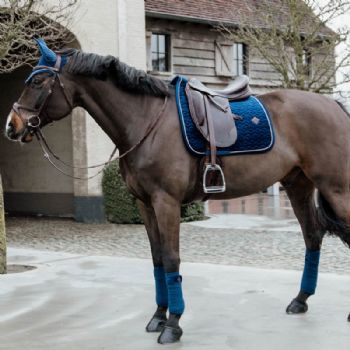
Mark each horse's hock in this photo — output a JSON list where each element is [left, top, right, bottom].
[[0, 174, 6, 274]]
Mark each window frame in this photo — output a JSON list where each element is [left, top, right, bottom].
[[150, 32, 171, 73], [232, 43, 248, 76], [302, 48, 312, 78]]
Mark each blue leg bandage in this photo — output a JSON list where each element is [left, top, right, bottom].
[[165, 272, 185, 315], [300, 249, 320, 295], [154, 266, 168, 308]]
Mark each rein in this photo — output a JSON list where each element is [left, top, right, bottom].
[[15, 59, 168, 180], [34, 96, 168, 181]]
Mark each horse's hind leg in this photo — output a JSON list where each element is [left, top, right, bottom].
[[137, 201, 168, 333], [281, 171, 324, 314], [315, 188, 350, 321]]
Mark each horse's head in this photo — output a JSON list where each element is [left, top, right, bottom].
[[5, 39, 73, 143]]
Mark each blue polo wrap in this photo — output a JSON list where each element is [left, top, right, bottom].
[[154, 266, 168, 308], [300, 248, 320, 295], [165, 272, 185, 315]]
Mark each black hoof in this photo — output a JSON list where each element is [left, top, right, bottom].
[[286, 298, 308, 314], [348, 313, 350, 322], [146, 315, 167, 333], [157, 326, 183, 344]]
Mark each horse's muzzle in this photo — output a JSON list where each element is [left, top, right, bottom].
[[5, 110, 32, 142]]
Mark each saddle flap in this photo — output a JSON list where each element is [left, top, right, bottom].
[[185, 80, 237, 148]]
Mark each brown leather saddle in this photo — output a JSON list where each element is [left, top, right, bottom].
[[185, 75, 252, 193]]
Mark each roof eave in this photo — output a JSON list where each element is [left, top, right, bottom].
[[145, 10, 239, 27]]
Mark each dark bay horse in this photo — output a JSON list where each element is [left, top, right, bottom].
[[5, 40, 350, 344]]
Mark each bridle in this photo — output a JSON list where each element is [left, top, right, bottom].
[[12, 55, 73, 138], [13, 57, 168, 180]]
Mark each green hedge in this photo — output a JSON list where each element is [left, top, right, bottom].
[[102, 161, 205, 224]]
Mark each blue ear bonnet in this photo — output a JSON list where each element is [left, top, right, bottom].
[[25, 38, 67, 84]]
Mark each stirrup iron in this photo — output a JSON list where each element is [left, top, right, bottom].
[[203, 164, 226, 194]]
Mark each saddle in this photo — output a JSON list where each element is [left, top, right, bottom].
[[185, 75, 252, 194]]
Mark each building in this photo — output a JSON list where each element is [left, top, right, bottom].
[[0, 0, 147, 222], [145, 0, 284, 93], [0, 0, 332, 222]]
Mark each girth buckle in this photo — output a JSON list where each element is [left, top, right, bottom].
[[203, 163, 226, 194]]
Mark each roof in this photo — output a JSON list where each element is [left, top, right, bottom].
[[145, 0, 256, 25], [144, 0, 333, 35]]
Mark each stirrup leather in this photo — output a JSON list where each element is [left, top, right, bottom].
[[203, 163, 226, 194]]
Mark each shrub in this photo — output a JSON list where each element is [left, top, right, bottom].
[[102, 161, 205, 224]]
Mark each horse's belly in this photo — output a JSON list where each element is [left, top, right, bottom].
[[203, 145, 297, 200]]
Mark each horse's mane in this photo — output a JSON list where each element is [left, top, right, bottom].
[[61, 49, 169, 97]]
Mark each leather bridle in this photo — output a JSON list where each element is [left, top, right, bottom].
[[12, 58, 73, 138], [12, 58, 168, 180]]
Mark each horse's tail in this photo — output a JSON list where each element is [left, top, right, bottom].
[[317, 192, 350, 248], [335, 100, 350, 119]]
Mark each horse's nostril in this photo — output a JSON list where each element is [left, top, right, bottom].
[[6, 122, 16, 139]]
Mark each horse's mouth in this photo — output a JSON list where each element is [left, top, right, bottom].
[[6, 128, 33, 143], [20, 130, 34, 143]]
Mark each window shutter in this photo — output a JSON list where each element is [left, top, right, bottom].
[[215, 41, 234, 77]]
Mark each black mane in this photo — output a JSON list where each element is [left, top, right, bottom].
[[62, 49, 169, 97]]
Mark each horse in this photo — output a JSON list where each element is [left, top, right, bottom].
[[5, 39, 350, 344]]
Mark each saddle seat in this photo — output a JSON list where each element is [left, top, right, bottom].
[[187, 75, 251, 101]]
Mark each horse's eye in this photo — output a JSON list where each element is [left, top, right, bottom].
[[32, 78, 43, 86]]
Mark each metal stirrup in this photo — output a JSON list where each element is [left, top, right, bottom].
[[203, 163, 226, 194]]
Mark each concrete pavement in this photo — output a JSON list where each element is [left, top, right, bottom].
[[1, 247, 350, 350]]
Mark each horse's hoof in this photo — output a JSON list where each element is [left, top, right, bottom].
[[146, 315, 167, 333], [286, 298, 308, 314], [347, 313, 350, 322], [157, 325, 183, 344]]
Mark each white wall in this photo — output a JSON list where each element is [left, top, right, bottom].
[[0, 0, 148, 212], [69, 0, 147, 196]]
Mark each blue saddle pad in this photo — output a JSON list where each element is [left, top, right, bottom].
[[172, 76, 275, 157]]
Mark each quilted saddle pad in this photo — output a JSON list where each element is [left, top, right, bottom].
[[172, 76, 275, 157]]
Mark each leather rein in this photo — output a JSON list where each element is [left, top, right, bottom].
[[14, 62, 168, 180]]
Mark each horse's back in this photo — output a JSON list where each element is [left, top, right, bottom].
[[259, 89, 350, 184], [260, 89, 350, 126]]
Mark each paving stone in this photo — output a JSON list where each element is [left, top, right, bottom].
[[5, 216, 350, 275]]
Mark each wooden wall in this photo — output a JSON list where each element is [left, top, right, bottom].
[[146, 18, 283, 92]]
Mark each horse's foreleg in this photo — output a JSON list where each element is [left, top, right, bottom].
[[282, 173, 323, 314], [151, 192, 184, 344], [137, 201, 168, 333]]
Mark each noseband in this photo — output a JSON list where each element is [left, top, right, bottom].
[[12, 58, 73, 134]]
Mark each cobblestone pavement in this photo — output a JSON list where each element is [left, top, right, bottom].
[[5, 216, 350, 275]]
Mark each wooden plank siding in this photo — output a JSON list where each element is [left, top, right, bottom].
[[146, 18, 282, 90]]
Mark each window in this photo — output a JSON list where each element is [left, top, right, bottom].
[[302, 49, 312, 77], [287, 47, 312, 81], [232, 43, 246, 76], [151, 33, 170, 72], [215, 41, 247, 77]]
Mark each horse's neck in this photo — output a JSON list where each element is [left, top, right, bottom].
[[76, 78, 162, 150]]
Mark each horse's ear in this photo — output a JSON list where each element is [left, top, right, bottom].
[[34, 38, 57, 66]]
